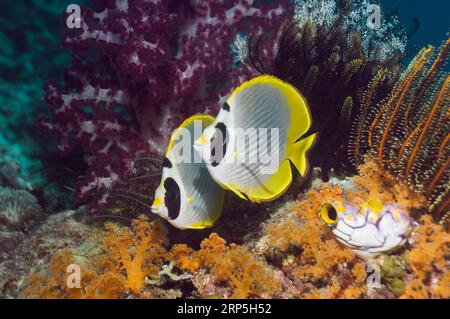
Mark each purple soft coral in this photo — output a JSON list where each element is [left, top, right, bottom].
[[42, 0, 293, 207]]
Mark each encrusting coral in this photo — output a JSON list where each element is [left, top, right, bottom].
[[400, 215, 450, 299]]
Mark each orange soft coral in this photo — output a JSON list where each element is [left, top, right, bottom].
[[24, 250, 83, 299], [102, 215, 168, 293], [24, 215, 280, 299], [171, 233, 281, 298], [401, 215, 450, 298], [264, 185, 367, 298], [23, 215, 169, 298], [353, 159, 427, 212]]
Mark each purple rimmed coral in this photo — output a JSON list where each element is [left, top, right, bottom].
[[42, 0, 293, 208]]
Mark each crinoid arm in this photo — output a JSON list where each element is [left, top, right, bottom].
[[352, 36, 450, 222]]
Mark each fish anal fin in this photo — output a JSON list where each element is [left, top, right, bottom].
[[244, 160, 293, 203], [189, 220, 214, 229], [227, 184, 249, 201]]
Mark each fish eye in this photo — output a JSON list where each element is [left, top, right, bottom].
[[319, 203, 338, 225], [210, 122, 229, 167], [163, 177, 180, 220]]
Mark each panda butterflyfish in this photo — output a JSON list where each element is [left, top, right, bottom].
[[193, 75, 317, 203], [151, 114, 225, 229], [319, 199, 414, 261]]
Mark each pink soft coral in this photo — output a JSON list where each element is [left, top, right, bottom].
[[42, 0, 293, 207]]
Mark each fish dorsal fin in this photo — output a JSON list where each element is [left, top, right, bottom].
[[165, 114, 215, 156], [228, 75, 282, 101], [228, 75, 312, 142]]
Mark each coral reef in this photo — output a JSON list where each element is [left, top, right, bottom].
[[43, 0, 293, 207], [23, 215, 172, 298], [0, 187, 43, 232], [1, 0, 447, 301], [171, 233, 281, 298], [250, 0, 404, 177], [22, 215, 280, 299], [400, 215, 450, 298], [13, 173, 449, 299], [350, 38, 450, 222], [0, 209, 92, 298], [259, 187, 368, 298]]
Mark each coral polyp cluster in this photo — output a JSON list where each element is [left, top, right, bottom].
[[401, 215, 450, 298], [0, 187, 43, 232], [12, 158, 450, 299], [24, 216, 171, 298]]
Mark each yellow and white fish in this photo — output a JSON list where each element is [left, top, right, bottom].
[[151, 114, 225, 229], [319, 199, 414, 261], [193, 75, 317, 203]]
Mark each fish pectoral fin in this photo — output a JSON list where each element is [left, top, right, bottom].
[[288, 133, 317, 176], [244, 160, 293, 203]]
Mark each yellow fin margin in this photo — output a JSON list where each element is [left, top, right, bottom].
[[165, 114, 215, 156], [233, 160, 292, 203], [224, 75, 316, 203], [233, 133, 316, 203], [228, 75, 312, 144]]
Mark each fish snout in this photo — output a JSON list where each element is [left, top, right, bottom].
[[151, 197, 162, 213]]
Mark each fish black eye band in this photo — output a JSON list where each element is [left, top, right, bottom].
[[162, 157, 172, 168], [164, 177, 181, 220], [210, 122, 229, 167], [222, 102, 230, 112]]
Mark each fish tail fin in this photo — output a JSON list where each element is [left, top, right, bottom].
[[288, 133, 317, 176]]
